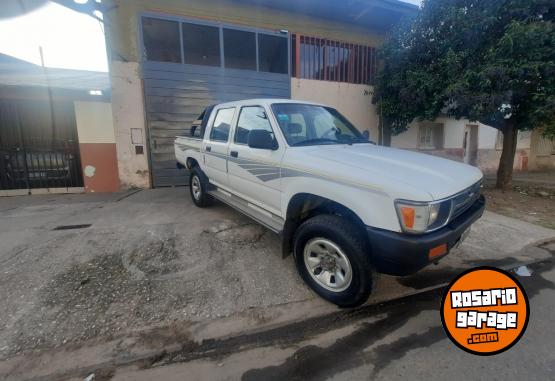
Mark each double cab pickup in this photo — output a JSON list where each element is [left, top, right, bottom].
[[175, 99, 485, 307]]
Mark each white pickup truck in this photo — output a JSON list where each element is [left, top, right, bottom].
[[175, 99, 485, 307]]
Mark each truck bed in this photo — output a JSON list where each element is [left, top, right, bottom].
[[175, 136, 202, 167], [175, 135, 202, 151]]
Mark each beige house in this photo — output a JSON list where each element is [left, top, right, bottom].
[[391, 119, 555, 173], [102, 0, 417, 189]]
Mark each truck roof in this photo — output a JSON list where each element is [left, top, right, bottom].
[[213, 98, 325, 108]]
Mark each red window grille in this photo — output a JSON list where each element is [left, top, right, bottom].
[[291, 34, 377, 85]]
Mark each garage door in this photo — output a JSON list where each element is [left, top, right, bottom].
[[140, 16, 291, 187]]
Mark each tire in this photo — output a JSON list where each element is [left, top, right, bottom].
[[189, 168, 213, 207], [293, 214, 375, 308]]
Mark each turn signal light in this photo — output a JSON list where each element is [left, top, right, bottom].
[[400, 207, 415, 229], [429, 243, 448, 259]]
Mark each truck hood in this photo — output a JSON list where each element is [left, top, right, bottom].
[[290, 144, 483, 200]]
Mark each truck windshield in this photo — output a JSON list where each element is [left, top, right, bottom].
[[271, 103, 366, 146]]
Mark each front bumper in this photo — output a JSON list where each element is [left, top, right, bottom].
[[366, 195, 485, 276]]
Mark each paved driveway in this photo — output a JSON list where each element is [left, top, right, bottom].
[[0, 188, 554, 380]]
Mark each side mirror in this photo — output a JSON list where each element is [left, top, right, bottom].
[[248, 130, 278, 150], [362, 130, 370, 141]]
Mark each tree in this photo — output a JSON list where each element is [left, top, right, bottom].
[[373, 0, 555, 189]]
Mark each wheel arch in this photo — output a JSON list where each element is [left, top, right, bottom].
[[186, 157, 200, 170], [282, 193, 369, 258]]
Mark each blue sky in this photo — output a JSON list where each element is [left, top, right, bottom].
[[0, 0, 422, 72]]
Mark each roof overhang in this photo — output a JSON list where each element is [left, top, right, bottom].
[[232, 0, 418, 32]]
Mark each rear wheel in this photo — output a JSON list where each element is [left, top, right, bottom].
[[189, 168, 213, 207], [293, 214, 374, 308]]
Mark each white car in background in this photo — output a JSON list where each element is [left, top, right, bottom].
[[175, 99, 485, 307]]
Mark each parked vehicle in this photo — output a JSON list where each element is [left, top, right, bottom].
[[175, 99, 485, 307]]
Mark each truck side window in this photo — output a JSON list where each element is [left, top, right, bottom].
[[235, 106, 274, 145], [210, 107, 235, 142]]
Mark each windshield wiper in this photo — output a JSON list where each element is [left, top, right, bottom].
[[291, 138, 342, 147], [345, 137, 368, 144]]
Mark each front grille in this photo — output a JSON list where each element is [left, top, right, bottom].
[[450, 181, 482, 220]]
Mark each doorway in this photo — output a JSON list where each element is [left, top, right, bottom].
[[463, 124, 478, 166]]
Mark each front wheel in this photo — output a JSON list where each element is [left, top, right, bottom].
[[293, 214, 375, 308], [189, 168, 213, 207]]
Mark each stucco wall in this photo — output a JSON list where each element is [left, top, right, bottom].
[[105, 0, 385, 64], [74, 101, 116, 144], [74, 101, 120, 192], [110, 61, 150, 189], [291, 78, 379, 141]]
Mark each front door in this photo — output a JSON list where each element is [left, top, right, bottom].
[[202, 107, 236, 188], [228, 105, 284, 215], [463, 124, 478, 165]]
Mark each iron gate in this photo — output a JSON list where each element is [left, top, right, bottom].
[[0, 99, 83, 191]]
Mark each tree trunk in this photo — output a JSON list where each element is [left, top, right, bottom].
[[379, 116, 392, 146], [495, 121, 518, 190], [381, 126, 392, 146]]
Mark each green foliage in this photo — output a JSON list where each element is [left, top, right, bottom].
[[373, 0, 555, 137]]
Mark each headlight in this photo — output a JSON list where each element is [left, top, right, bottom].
[[395, 199, 453, 233]]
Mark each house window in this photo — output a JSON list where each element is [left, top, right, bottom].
[[181, 22, 221, 66], [141, 17, 289, 74], [418, 123, 444, 149], [141, 17, 181, 63], [258, 34, 288, 74], [223, 29, 256, 70], [210, 108, 235, 142], [291, 34, 377, 84]]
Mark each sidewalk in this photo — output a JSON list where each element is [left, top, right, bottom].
[[485, 170, 555, 189], [1, 188, 554, 380]]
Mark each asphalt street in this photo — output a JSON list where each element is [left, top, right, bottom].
[[111, 251, 555, 381]]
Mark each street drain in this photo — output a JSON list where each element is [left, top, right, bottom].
[[52, 224, 92, 231]]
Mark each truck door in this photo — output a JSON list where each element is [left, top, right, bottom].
[[202, 107, 236, 188], [227, 105, 284, 216]]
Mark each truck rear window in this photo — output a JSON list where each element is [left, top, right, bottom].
[[189, 106, 214, 138]]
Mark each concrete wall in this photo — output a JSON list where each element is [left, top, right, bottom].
[[110, 61, 150, 189], [74, 101, 120, 193], [291, 78, 379, 141]]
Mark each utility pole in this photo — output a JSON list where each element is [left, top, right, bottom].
[[39, 46, 56, 144]]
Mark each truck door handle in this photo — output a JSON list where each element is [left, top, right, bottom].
[[205, 146, 211, 152], [230, 151, 238, 158]]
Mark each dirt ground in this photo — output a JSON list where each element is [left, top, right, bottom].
[[483, 182, 555, 230]]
